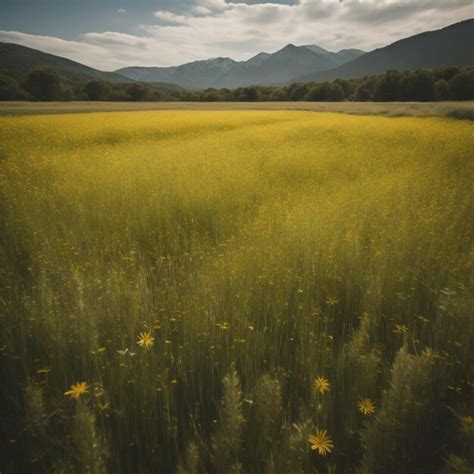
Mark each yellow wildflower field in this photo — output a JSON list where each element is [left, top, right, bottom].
[[0, 111, 472, 472]]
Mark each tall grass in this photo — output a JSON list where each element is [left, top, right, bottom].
[[0, 110, 472, 473]]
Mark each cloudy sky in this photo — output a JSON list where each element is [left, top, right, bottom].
[[0, 0, 473, 70]]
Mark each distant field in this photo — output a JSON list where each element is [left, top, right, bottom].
[[0, 111, 473, 473], [1, 100, 474, 119]]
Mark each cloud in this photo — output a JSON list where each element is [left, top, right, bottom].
[[117, 8, 127, 14], [82, 31, 148, 48], [1, 0, 473, 70], [153, 11, 189, 26]]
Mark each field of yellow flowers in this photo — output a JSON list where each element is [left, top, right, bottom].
[[0, 110, 473, 473]]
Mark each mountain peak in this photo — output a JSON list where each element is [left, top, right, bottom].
[[304, 44, 332, 55], [281, 43, 299, 51]]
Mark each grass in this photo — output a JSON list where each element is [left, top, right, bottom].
[[1, 100, 474, 119], [0, 110, 473, 473]]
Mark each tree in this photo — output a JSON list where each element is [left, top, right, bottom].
[[305, 83, 332, 101], [201, 89, 219, 102], [434, 67, 459, 82], [329, 83, 345, 101], [400, 70, 435, 101], [83, 80, 110, 101], [449, 71, 474, 100], [242, 87, 258, 102], [288, 83, 308, 101], [0, 74, 20, 100], [373, 70, 402, 101], [126, 83, 148, 101], [354, 80, 373, 101], [269, 88, 287, 101], [434, 79, 449, 101], [334, 79, 350, 97], [25, 67, 62, 101]]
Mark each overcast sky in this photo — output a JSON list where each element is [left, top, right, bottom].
[[0, 0, 473, 70]]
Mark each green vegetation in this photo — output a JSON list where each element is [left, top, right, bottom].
[[1, 65, 473, 102], [0, 111, 473, 473]]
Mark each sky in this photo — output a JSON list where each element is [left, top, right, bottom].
[[0, 0, 473, 71]]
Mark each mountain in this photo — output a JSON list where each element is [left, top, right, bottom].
[[296, 19, 474, 83], [117, 57, 240, 89], [117, 44, 336, 89], [245, 52, 271, 68], [236, 44, 333, 86], [2, 18, 472, 92], [303, 45, 365, 67], [0, 42, 132, 83]]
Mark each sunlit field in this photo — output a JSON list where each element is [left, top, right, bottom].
[[0, 110, 473, 473]]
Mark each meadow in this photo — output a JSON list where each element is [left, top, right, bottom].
[[0, 110, 472, 473], [1, 100, 474, 120]]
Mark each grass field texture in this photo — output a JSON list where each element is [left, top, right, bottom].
[[1, 100, 474, 120], [0, 110, 473, 473]]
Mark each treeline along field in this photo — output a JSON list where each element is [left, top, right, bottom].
[[0, 111, 473, 473], [1, 65, 474, 103]]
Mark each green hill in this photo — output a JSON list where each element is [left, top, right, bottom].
[[296, 19, 474, 83], [0, 42, 133, 83]]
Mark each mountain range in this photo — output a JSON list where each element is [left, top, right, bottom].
[[1, 19, 473, 91], [116, 46, 364, 89]]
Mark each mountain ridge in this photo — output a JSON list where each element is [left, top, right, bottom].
[[116, 44, 364, 89], [1, 19, 472, 91], [0, 42, 131, 84], [295, 18, 474, 83]]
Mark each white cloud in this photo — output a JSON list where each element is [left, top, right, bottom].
[[82, 31, 148, 48], [1, 0, 473, 70], [117, 8, 127, 14], [153, 10, 189, 26]]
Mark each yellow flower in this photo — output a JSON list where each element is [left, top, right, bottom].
[[461, 416, 474, 436], [393, 324, 409, 335], [313, 376, 330, 394], [65, 381, 89, 399], [358, 398, 376, 415], [308, 429, 334, 456], [216, 322, 230, 331], [97, 401, 110, 413], [137, 331, 154, 349], [326, 297, 338, 305]]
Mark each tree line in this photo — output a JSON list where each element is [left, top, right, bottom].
[[1, 65, 473, 102]]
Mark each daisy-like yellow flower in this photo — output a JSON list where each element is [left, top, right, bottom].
[[313, 376, 330, 395], [308, 429, 334, 456], [358, 398, 376, 415], [65, 381, 89, 399], [137, 331, 154, 350]]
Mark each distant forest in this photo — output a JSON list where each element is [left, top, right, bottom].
[[1, 65, 473, 102]]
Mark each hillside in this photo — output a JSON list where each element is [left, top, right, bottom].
[[296, 19, 474, 83], [303, 45, 365, 67], [0, 42, 133, 83]]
